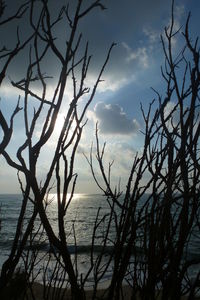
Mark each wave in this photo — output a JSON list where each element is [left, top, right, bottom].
[[1, 238, 200, 267], [22, 243, 115, 254]]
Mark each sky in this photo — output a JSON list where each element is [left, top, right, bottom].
[[0, 0, 200, 194]]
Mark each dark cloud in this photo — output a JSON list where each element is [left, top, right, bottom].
[[0, 0, 172, 85], [92, 102, 139, 135]]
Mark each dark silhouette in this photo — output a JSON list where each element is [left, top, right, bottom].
[[0, 0, 200, 299]]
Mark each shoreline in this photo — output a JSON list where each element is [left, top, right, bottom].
[[30, 283, 200, 300], [2, 281, 199, 300], [24, 283, 137, 300]]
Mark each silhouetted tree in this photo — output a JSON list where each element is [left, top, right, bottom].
[[1, 1, 200, 300], [0, 1, 33, 154], [0, 0, 113, 299], [87, 2, 200, 299]]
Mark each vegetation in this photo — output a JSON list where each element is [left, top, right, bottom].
[[0, 0, 200, 299]]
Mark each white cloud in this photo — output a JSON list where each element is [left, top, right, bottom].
[[163, 4, 185, 48], [77, 140, 137, 181], [174, 4, 185, 20], [143, 27, 160, 44], [106, 142, 136, 170], [84, 68, 137, 94], [122, 42, 149, 69], [88, 102, 139, 136]]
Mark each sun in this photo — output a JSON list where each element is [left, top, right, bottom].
[[54, 113, 65, 135], [54, 112, 76, 136]]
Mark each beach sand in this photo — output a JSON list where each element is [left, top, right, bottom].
[[25, 283, 136, 299], [17, 283, 200, 300], [1, 279, 200, 299]]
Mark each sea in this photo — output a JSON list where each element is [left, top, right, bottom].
[[0, 193, 116, 287], [0, 193, 199, 288]]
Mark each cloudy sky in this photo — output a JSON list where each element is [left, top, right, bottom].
[[0, 0, 199, 193]]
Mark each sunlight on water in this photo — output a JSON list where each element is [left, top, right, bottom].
[[47, 193, 88, 203]]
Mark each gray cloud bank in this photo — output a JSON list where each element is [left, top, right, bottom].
[[0, 0, 171, 88]]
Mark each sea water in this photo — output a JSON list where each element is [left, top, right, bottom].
[[0, 194, 115, 286], [0, 193, 199, 287]]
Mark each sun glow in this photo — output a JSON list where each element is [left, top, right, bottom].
[[54, 113, 65, 135], [54, 112, 77, 138], [47, 193, 86, 203]]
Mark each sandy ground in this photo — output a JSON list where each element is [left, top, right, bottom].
[[25, 283, 135, 299], [2, 281, 200, 299], [23, 283, 200, 300]]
